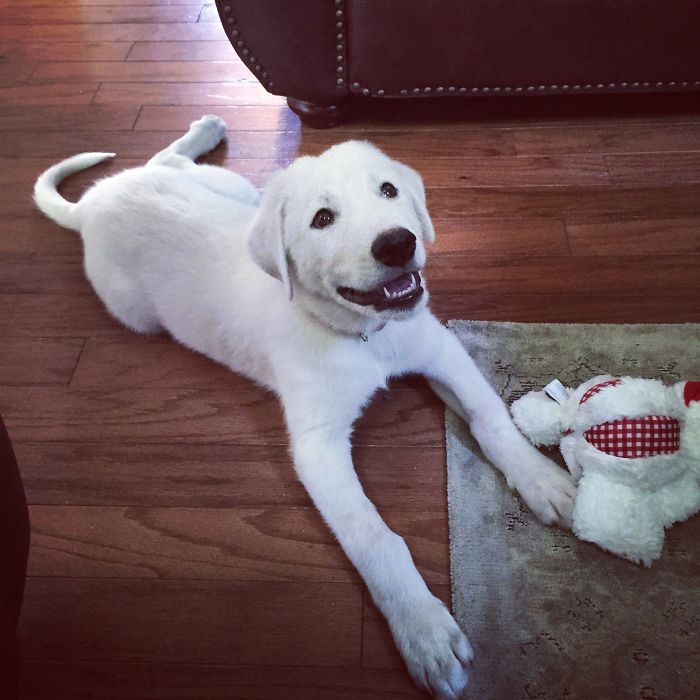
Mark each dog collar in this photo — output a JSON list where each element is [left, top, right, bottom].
[[360, 323, 386, 342], [302, 306, 386, 342]]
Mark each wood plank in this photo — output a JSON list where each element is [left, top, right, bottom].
[[0, 5, 201, 24], [128, 40, 238, 62], [297, 130, 517, 159], [27, 505, 355, 582], [0, 22, 224, 42], [362, 584, 452, 670], [1, 186, 41, 218], [426, 254, 699, 295], [19, 661, 423, 700], [0, 382, 444, 446], [0, 254, 88, 294], [0, 159, 99, 188], [0, 61, 33, 82], [410, 154, 609, 187], [431, 218, 569, 255], [0, 383, 289, 444], [513, 124, 700, 155], [93, 81, 286, 106], [605, 151, 700, 185], [566, 218, 700, 256], [27, 506, 448, 584], [71, 335, 247, 388], [0, 82, 98, 105], [0, 130, 213, 158], [135, 104, 299, 131], [426, 184, 700, 220], [0, 40, 132, 62], [17, 442, 447, 510], [0, 293, 127, 337], [19, 578, 362, 667], [1, 155, 276, 190], [16, 442, 304, 507], [0, 105, 139, 130], [0, 338, 84, 386], [428, 294, 700, 323], [0, 155, 271, 183], [32, 60, 255, 84], [0, 129, 294, 160]]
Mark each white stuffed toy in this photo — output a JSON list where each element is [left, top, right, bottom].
[[511, 376, 700, 566]]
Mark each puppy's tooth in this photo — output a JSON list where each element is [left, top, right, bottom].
[[383, 287, 391, 298]]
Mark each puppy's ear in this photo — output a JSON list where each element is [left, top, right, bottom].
[[248, 171, 293, 300], [396, 162, 435, 244]]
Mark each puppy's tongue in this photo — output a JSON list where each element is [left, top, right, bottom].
[[382, 272, 414, 295]]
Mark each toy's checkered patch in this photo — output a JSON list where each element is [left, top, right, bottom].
[[579, 379, 621, 405], [584, 416, 681, 458]]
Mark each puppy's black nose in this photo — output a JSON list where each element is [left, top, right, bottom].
[[371, 228, 416, 267]]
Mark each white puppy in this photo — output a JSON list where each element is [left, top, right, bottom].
[[34, 116, 575, 699]]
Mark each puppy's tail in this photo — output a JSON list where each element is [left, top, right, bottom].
[[34, 152, 115, 232]]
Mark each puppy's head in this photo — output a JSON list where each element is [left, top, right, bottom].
[[248, 141, 434, 325]]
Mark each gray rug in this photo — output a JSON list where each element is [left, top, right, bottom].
[[446, 321, 700, 700]]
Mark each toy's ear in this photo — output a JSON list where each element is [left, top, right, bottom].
[[395, 161, 435, 244], [676, 381, 700, 466], [511, 391, 565, 446], [248, 170, 293, 300], [681, 381, 700, 406]]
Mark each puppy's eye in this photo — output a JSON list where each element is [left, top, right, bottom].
[[311, 208, 335, 229], [380, 182, 398, 198]]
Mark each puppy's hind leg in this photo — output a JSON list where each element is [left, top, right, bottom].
[[85, 254, 163, 335], [180, 163, 260, 207], [147, 115, 259, 206], [148, 115, 227, 166]]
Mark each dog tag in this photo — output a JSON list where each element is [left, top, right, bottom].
[[544, 379, 568, 405]]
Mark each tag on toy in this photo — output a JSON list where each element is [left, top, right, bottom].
[[544, 379, 567, 405]]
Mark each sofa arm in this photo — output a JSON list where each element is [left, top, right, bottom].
[[215, 1, 349, 105]]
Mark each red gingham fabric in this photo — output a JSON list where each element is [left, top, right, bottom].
[[579, 379, 622, 405], [584, 416, 680, 458]]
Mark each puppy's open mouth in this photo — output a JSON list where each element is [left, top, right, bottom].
[[337, 272, 424, 310]]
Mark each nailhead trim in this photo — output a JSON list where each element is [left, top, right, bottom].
[[353, 79, 700, 98], [219, 2, 275, 92], [335, 0, 347, 91]]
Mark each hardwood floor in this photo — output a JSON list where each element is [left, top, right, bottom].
[[1, 2, 699, 698]]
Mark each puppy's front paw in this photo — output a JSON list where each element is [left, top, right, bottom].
[[390, 595, 473, 700], [515, 455, 576, 528]]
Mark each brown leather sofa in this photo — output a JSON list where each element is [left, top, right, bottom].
[[214, 1, 700, 126]]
